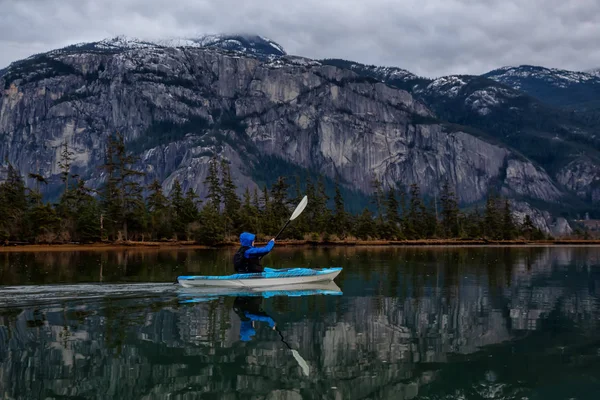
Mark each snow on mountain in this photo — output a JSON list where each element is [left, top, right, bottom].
[[586, 68, 600, 78], [54, 34, 287, 61], [481, 65, 600, 109], [484, 65, 599, 89]]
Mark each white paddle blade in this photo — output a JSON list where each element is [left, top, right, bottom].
[[290, 195, 308, 221], [291, 350, 310, 376]]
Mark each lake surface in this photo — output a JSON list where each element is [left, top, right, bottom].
[[0, 246, 599, 399]]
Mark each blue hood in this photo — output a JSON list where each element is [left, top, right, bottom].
[[240, 232, 255, 247]]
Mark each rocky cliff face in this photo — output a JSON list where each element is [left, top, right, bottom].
[[0, 36, 583, 233]]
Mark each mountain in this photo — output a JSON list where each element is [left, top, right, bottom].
[[320, 59, 600, 216], [1, 35, 596, 234], [482, 65, 600, 111]]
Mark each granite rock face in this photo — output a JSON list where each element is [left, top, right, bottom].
[[0, 37, 575, 233]]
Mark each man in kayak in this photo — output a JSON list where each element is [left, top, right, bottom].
[[233, 232, 275, 273]]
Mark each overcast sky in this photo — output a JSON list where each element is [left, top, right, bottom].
[[1, 0, 599, 77]]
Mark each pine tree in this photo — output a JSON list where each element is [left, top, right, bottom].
[[355, 208, 376, 239], [313, 176, 330, 234], [0, 163, 28, 241], [502, 199, 516, 240], [270, 176, 290, 236], [332, 177, 349, 238], [252, 187, 261, 233], [179, 188, 201, 240], [239, 187, 260, 233], [260, 184, 274, 235], [204, 155, 222, 210], [58, 141, 75, 194], [405, 183, 424, 239], [72, 178, 101, 242], [147, 179, 172, 240], [384, 187, 402, 239], [195, 203, 225, 245], [99, 132, 146, 240], [484, 191, 501, 240], [440, 181, 459, 238], [170, 180, 186, 239], [220, 159, 241, 237], [371, 176, 385, 234]]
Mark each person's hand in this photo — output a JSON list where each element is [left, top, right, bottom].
[[270, 238, 275, 243]]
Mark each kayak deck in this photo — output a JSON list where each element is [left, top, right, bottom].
[[177, 267, 342, 288]]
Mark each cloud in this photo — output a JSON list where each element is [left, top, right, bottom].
[[1, 0, 600, 77]]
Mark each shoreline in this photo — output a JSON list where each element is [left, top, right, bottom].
[[0, 239, 600, 252]]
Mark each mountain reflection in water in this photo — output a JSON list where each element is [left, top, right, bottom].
[[0, 246, 599, 399]]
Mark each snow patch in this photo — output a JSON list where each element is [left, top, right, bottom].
[[426, 76, 467, 97], [487, 65, 600, 88]]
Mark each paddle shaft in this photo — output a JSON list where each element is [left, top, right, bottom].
[[274, 220, 290, 241]]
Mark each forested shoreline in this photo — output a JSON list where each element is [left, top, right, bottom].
[[0, 133, 552, 246]]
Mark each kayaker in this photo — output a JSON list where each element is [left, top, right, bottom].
[[233, 232, 275, 273]]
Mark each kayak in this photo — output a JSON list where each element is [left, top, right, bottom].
[[177, 281, 342, 303], [177, 267, 342, 288]]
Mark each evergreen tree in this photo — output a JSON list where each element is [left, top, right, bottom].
[[0, 163, 28, 241], [260, 184, 274, 235], [195, 203, 225, 245], [99, 132, 146, 241], [371, 176, 385, 235], [147, 179, 172, 240], [239, 187, 260, 233], [72, 178, 101, 242], [405, 183, 424, 239], [58, 141, 75, 194], [204, 155, 222, 210], [332, 177, 349, 238], [384, 187, 402, 239], [422, 198, 439, 238], [355, 208, 376, 239], [270, 176, 290, 236], [220, 159, 241, 237], [502, 199, 516, 240], [169, 180, 186, 239], [484, 191, 501, 240], [25, 182, 60, 242], [440, 181, 460, 238], [251, 187, 261, 233], [313, 176, 330, 234]]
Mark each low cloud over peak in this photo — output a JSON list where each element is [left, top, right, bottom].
[[1, 0, 599, 77]]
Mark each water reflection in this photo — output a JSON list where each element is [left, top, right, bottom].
[[0, 246, 599, 399]]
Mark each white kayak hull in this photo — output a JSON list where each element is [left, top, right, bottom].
[[177, 267, 342, 288], [177, 281, 343, 303]]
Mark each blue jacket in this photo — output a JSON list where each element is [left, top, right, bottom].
[[239, 232, 274, 258]]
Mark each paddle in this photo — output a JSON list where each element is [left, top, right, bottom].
[[274, 325, 310, 376], [274, 195, 308, 241]]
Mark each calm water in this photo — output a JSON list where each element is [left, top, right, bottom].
[[0, 246, 599, 399]]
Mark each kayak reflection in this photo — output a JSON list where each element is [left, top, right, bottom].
[[176, 281, 343, 303]]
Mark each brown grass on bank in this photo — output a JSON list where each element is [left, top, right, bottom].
[[1, 237, 600, 252]]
